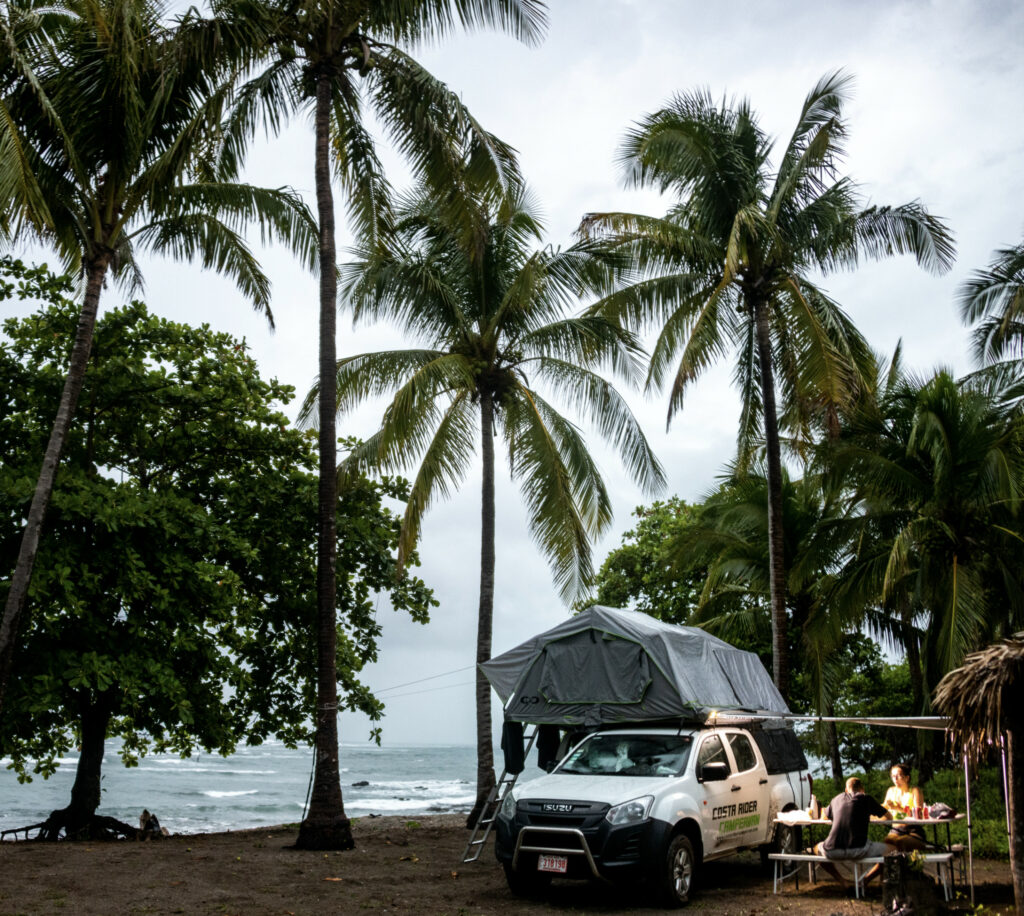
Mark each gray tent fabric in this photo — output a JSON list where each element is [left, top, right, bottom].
[[537, 633, 651, 704], [480, 606, 789, 726]]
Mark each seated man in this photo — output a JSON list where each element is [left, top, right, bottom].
[[814, 777, 892, 888]]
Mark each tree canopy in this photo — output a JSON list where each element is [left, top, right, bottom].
[[0, 0, 316, 715], [0, 285, 434, 837]]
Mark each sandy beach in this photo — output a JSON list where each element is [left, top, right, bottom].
[[0, 814, 1015, 915]]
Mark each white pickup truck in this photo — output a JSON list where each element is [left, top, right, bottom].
[[493, 722, 811, 907]]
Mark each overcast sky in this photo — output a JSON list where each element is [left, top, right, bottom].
[[7, 0, 1024, 746]]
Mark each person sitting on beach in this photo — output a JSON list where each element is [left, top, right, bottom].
[[813, 777, 892, 888], [882, 762, 927, 850], [860, 763, 928, 885]]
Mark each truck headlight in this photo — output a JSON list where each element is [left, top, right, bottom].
[[605, 795, 654, 826], [499, 791, 517, 819]]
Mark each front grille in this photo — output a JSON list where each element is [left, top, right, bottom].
[[521, 828, 586, 852], [528, 814, 588, 827], [518, 798, 609, 832]]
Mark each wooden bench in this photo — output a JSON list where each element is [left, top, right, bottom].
[[768, 851, 954, 900]]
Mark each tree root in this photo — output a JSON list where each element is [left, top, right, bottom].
[[27, 808, 150, 841]]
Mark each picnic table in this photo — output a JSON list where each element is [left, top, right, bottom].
[[770, 812, 967, 899]]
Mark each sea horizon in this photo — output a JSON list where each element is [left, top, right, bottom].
[[1, 739, 547, 838]]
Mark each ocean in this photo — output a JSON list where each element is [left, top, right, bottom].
[[0, 742, 546, 837]]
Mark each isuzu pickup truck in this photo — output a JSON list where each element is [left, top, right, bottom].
[[494, 722, 810, 907]]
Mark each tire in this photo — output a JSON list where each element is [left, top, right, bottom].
[[657, 834, 697, 907], [760, 821, 802, 874], [503, 861, 552, 898]]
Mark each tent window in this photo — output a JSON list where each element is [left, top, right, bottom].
[[537, 633, 651, 704]]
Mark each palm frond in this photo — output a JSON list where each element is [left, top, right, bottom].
[[524, 356, 665, 496], [769, 69, 851, 221], [297, 348, 446, 428], [958, 240, 1024, 364], [132, 211, 273, 319], [365, 0, 547, 48], [393, 390, 478, 566], [519, 314, 646, 385], [500, 385, 604, 601], [852, 202, 956, 275]]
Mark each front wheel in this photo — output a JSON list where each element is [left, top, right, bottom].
[[657, 834, 697, 907], [503, 862, 552, 898]]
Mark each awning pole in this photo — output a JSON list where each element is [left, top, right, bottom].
[[1000, 732, 1011, 835], [963, 750, 975, 906]]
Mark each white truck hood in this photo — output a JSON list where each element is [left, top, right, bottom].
[[515, 772, 671, 806]]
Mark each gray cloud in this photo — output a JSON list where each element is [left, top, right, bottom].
[[6, 0, 1022, 746]]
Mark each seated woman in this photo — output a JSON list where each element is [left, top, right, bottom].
[[883, 763, 927, 851]]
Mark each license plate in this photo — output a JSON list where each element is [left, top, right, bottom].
[[537, 854, 568, 874]]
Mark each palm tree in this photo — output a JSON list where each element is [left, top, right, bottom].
[[580, 71, 955, 699], [829, 361, 1024, 710], [959, 237, 1024, 364], [316, 183, 665, 825], [677, 466, 851, 777], [0, 0, 315, 711], [216, 0, 545, 849]]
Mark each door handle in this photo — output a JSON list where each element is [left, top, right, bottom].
[[731, 785, 741, 792], [759, 778, 768, 785]]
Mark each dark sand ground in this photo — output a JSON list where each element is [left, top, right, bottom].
[[0, 814, 1014, 915]]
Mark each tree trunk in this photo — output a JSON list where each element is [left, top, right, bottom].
[[0, 254, 110, 713], [752, 297, 789, 701], [295, 70, 352, 852], [902, 609, 933, 778], [903, 610, 924, 714], [467, 389, 497, 828], [35, 692, 115, 841], [66, 695, 112, 837], [824, 700, 844, 782], [1008, 725, 1023, 915]]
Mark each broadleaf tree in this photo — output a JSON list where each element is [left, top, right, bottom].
[[0, 293, 435, 839], [0, 0, 317, 712]]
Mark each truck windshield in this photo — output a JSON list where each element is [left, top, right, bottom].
[[558, 734, 693, 777]]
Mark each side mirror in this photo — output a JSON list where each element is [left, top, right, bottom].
[[700, 762, 730, 783]]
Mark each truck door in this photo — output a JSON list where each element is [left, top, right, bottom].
[[694, 732, 742, 857], [722, 730, 771, 846]]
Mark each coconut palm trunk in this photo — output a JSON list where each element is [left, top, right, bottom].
[[753, 297, 789, 699], [468, 389, 498, 827], [0, 254, 110, 709], [295, 71, 352, 851], [1009, 723, 1024, 911]]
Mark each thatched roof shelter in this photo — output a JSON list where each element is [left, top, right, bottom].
[[934, 632, 1024, 914], [934, 632, 1024, 759]]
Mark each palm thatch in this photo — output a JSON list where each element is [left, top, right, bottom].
[[934, 632, 1024, 761]]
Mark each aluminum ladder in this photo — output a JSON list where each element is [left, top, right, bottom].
[[461, 725, 537, 863]]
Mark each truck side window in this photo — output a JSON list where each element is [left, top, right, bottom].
[[696, 734, 729, 771], [727, 733, 758, 772]]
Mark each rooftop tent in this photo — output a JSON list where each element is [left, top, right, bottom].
[[480, 605, 790, 727]]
